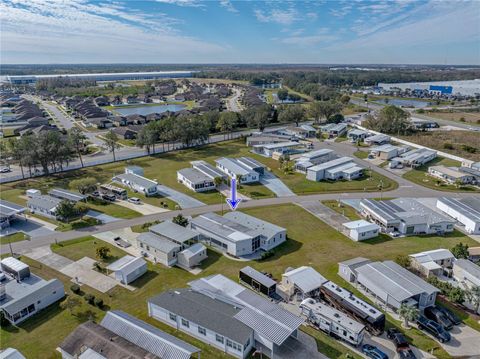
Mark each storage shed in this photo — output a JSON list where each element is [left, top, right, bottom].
[[1, 257, 30, 281], [239, 266, 276, 297], [106, 255, 147, 285]]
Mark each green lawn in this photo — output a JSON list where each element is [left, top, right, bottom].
[[55, 216, 101, 232], [322, 200, 361, 220], [403, 157, 480, 193], [353, 150, 369, 159], [0, 232, 30, 246], [4, 204, 473, 358]]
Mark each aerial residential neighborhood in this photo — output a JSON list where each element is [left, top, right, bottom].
[[1, 1, 480, 359]]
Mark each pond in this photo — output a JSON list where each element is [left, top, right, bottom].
[[110, 104, 186, 116], [377, 98, 431, 108]]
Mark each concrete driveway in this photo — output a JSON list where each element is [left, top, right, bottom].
[[439, 324, 480, 357], [363, 333, 435, 359], [298, 200, 349, 234], [156, 185, 205, 209], [116, 200, 169, 215], [260, 170, 295, 197]]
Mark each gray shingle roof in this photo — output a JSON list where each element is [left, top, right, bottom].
[[148, 289, 253, 344], [177, 168, 212, 184], [100, 310, 200, 359], [27, 195, 62, 212]]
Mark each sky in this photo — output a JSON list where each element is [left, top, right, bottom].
[[1, 0, 479, 65]]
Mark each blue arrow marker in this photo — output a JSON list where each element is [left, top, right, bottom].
[[226, 177, 241, 211]]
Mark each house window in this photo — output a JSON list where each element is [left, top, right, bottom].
[[146, 246, 150, 251], [169, 313, 177, 321], [216, 334, 224, 344], [198, 326, 206, 336], [181, 319, 189, 328], [244, 338, 250, 350], [140, 243, 144, 248], [226, 339, 233, 348]]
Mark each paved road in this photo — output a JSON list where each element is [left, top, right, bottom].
[[226, 88, 243, 112]]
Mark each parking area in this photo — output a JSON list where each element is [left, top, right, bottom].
[[156, 184, 205, 209], [115, 199, 169, 215], [260, 170, 295, 197], [436, 324, 480, 357]]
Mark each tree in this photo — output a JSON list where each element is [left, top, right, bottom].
[[451, 242, 469, 259], [278, 105, 305, 126], [308, 101, 342, 124], [327, 113, 344, 124], [96, 246, 110, 260], [217, 112, 238, 140], [103, 130, 120, 161], [277, 88, 289, 101], [214, 176, 223, 187], [68, 127, 87, 168], [395, 255, 411, 268], [364, 105, 411, 135], [55, 200, 78, 222], [61, 296, 81, 315], [70, 177, 97, 194], [398, 303, 418, 328], [465, 286, 480, 313], [340, 94, 351, 105], [172, 214, 189, 227], [447, 287, 465, 304]]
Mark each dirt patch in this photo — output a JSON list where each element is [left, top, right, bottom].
[[425, 111, 480, 124]]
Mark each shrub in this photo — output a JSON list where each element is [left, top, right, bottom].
[[94, 298, 104, 308], [70, 284, 81, 294], [443, 143, 454, 150], [260, 251, 275, 260], [84, 293, 95, 304]]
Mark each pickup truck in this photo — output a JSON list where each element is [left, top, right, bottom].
[[387, 328, 416, 359]]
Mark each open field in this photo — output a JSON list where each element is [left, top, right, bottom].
[[422, 110, 480, 124], [0, 232, 30, 246], [403, 157, 480, 193], [400, 131, 480, 161], [342, 103, 368, 115], [2, 204, 476, 358]]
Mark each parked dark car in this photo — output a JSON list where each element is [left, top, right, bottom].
[[362, 344, 389, 359], [417, 315, 451, 343], [387, 328, 416, 359], [424, 307, 454, 330], [101, 193, 116, 202], [437, 306, 461, 326]]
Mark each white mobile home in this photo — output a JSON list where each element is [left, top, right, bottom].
[[453, 259, 480, 289], [252, 141, 300, 157], [113, 171, 158, 196], [300, 298, 365, 346], [428, 166, 476, 185], [369, 144, 406, 160], [364, 134, 390, 146], [294, 149, 335, 173], [137, 232, 181, 267], [26, 195, 62, 219], [409, 249, 455, 278], [277, 266, 328, 301], [215, 157, 259, 184], [177, 168, 216, 192], [436, 197, 480, 234], [342, 220, 380, 241], [306, 157, 363, 181]]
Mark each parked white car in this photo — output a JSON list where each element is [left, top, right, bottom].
[[128, 197, 141, 204]]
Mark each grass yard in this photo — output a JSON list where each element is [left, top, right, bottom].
[[0, 232, 30, 245], [55, 216, 101, 232], [3, 204, 476, 358], [422, 110, 480, 125], [400, 131, 480, 162], [322, 200, 361, 220], [403, 157, 480, 193], [342, 103, 368, 116], [353, 150, 369, 159]]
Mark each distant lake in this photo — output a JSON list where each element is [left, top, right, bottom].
[[110, 104, 186, 116], [377, 98, 431, 108]]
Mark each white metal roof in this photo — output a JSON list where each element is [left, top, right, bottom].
[[343, 220, 380, 232], [106, 255, 146, 273], [282, 266, 328, 293]]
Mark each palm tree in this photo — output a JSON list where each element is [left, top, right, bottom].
[[398, 303, 418, 329], [465, 286, 480, 313], [68, 127, 87, 168], [103, 130, 120, 161]]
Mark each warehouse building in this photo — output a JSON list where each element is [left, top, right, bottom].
[[306, 157, 364, 182], [0, 258, 65, 325], [190, 212, 286, 257], [339, 259, 439, 310], [360, 198, 455, 236], [436, 197, 480, 234]]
